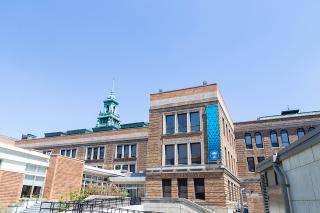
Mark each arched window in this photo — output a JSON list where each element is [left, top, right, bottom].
[[245, 133, 253, 149], [281, 129, 290, 147], [309, 127, 316, 132], [270, 131, 279, 147], [255, 132, 263, 148], [297, 128, 305, 139]]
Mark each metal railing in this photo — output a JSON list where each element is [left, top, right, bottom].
[[40, 197, 156, 213]]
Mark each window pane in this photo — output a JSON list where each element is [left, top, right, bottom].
[[165, 145, 175, 165], [178, 144, 188, 165], [87, 148, 92, 160], [178, 113, 187, 133], [21, 185, 32, 198], [257, 156, 265, 163], [93, 147, 98, 160], [245, 133, 253, 149], [297, 128, 305, 139], [117, 145, 122, 158], [162, 179, 172, 198], [270, 131, 279, 147], [166, 115, 175, 134], [178, 179, 188, 199], [99, 147, 104, 159], [191, 143, 201, 164], [129, 164, 136, 173], [190, 112, 200, 132], [115, 165, 121, 170], [194, 178, 205, 200], [247, 157, 255, 172], [255, 132, 263, 148], [72, 149, 76, 158], [131, 145, 137, 158], [32, 186, 42, 198], [281, 130, 290, 147], [122, 165, 128, 171], [309, 127, 316, 132], [66, 149, 71, 157], [61, 150, 65, 156], [124, 145, 130, 158]]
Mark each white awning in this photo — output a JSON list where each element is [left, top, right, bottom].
[[84, 165, 126, 177]]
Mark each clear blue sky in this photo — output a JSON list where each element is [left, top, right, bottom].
[[1, 1, 320, 139]]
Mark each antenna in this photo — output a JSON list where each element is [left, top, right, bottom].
[[111, 79, 115, 95]]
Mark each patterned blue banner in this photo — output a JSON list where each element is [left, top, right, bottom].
[[206, 105, 221, 161]]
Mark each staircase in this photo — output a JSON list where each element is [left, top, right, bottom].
[[260, 174, 270, 213], [21, 202, 51, 213]]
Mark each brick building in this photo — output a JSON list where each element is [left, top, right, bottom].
[[13, 83, 320, 212], [234, 110, 320, 212]]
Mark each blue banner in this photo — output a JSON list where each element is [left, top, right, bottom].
[[206, 105, 221, 161]]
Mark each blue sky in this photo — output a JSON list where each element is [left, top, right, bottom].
[[1, 1, 320, 139]]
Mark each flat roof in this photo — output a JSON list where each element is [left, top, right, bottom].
[[256, 127, 320, 172]]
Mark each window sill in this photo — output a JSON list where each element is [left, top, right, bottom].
[[162, 131, 202, 139], [114, 157, 137, 162], [85, 159, 104, 163]]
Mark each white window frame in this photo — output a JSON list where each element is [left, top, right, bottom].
[[115, 144, 137, 159], [114, 164, 136, 173], [86, 146, 105, 160], [163, 110, 202, 135], [162, 141, 203, 166], [60, 148, 77, 158]]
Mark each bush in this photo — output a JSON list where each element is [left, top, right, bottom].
[[60, 183, 129, 202]]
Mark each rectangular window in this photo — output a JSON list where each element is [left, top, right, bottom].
[[122, 165, 128, 171], [131, 145, 137, 158], [66, 149, 71, 157], [191, 143, 201, 164], [115, 165, 121, 170], [178, 144, 188, 165], [99, 147, 104, 160], [71, 149, 76, 158], [247, 157, 255, 172], [178, 113, 187, 133], [194, 178, 205, 200], [124, 145, 130, 158], [190, 112, 200, 132], [93, 147, 98, 160], [21, 185, 32, 198], [129, 164, 136, 173], [162, 179, 172, 198], [87, 146, 104, 160], [166, 115, 175, 134], [60, 149, 76, 158], [87, 148, 92, 160], [178, 178, 188, 198], [116, 144, 137, 159], [257, 156, 265, 163], [165, 145, 175, 165], [117, 145, 122, 158]]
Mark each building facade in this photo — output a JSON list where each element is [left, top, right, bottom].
[[13, 83, 320, 212], [235, 110, 320, 212], [256, 126, 320, 213]]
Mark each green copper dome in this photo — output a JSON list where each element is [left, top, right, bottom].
[[96, 83, 120, 129]]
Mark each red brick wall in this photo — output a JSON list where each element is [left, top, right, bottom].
[[0, 170, 24, 209], [43, 155, 84, 200]]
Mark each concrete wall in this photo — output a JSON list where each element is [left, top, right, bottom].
[[282, 142, 320, 212]]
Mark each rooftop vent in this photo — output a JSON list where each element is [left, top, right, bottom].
[[159, 89, 163, 93], [281, 109, 300, 115], [203, 81, 207, 86]]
